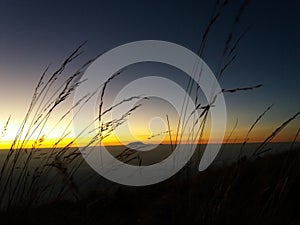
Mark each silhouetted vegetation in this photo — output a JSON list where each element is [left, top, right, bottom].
[[1, 148, 299, 225], [0, 1, 299, 224]]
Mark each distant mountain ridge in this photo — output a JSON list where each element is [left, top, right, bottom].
[[127, 141, 147, 148]]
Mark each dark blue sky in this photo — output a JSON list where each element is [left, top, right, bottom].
[[0, 0, 299, 141]]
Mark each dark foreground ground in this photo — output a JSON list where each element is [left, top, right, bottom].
[[1, 148, 299, 225]]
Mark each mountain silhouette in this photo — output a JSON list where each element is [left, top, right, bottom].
[[127, 141, 146, 148]]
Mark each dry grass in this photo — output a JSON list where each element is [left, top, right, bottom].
[[0, 43, 142, 210], [1, 148, 299, 225], [0, 1, 299, 225]]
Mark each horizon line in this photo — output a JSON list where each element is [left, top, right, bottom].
[[0, 140, 299, 150]]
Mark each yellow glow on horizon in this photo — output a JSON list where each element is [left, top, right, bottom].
[[1, 114, 298, 149], [0, 131, 296, 150], [0, 138, 78, 150]]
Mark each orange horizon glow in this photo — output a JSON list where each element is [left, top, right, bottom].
[[1, 116, 298, 150], [0, 134, 297, 150]]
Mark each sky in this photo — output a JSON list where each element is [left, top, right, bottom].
[[0, 0, 299, 148]]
